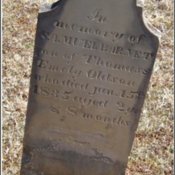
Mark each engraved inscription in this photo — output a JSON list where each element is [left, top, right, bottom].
[[81, 112, 130, 127], [35, 75, 89, 91], [33, 84, 145, 101], [37, 60, 83, 77], [73, 96, 108, 108], [31, 8, 154, 131], [53, 20, 145, 44], [34, 85, 72, 100], [86, 69, 135, 86], [116, 101, 141, 114], [36, 60, 136, 87], [49, 105, 131, 127], [34, 85, 109, 108], [34, 48, 151, 76], [84, 55, 151, 75], [87, 9, 107, 23], [34, 46, 58, 58], [50, 34, 155, 60]]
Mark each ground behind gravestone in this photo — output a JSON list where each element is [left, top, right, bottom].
[[2, 0, 173, 175]]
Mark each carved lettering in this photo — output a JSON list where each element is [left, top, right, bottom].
[[66, 105, 130, 127], [84, 54, 151, 75], [61, 79, 89, 91], [37, 60, 83, 77], [116, 101, 141, 114], [87, 9, 107, 23], [40, 31, 51, 40], [73, 96, 108, 107], [120, 90, 145, 99], [34, 85, 72, 99], [33, 84, 144, 101], [51, 34, 154, 60], [53, 20, 145, 44], [82, 112, 130, 126], [34, 47, 58, 58], [34, 85, 110, 108], [89, 86, 117, 96], [87, 69, 135, 87]]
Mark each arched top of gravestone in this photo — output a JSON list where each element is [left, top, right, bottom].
[[38, 0, 159, 49]]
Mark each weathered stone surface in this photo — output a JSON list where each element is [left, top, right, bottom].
[[21, 0, 159, 174]]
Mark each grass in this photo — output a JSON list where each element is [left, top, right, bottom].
[[2, 0, 173, 174]]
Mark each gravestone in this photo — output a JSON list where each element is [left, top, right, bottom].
[[20, 0, 159, 174]]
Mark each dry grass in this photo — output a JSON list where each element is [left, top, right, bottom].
[[2, 0, 173, 175]]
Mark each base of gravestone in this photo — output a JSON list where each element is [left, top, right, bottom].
[[21, 149, 126, 175]]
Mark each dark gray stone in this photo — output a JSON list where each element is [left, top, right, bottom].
[[21, 0, 159, 174]]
